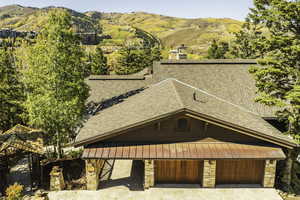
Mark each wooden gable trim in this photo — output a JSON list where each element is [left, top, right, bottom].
[[75, 109, 297, 149], [184, 112, 295, 149], [74, 109, 186, 147]]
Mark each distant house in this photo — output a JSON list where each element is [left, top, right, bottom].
[[74, 58, 297, 190]]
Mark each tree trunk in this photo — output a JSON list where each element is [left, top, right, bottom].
[[282, 150, 293, 187], [56, 131, 62, 159]]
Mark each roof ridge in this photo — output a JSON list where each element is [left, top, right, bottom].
[[170, 79, 185, 108], [159, 59, 257, 65], [155, 78, 260, 116]]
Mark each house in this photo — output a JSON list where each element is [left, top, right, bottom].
[[74, 58, 298, 190]]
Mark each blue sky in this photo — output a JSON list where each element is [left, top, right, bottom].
[[0, 0, 254, 20]]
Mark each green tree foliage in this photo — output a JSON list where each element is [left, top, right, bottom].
[[230, 22, 267, 59], [207, 39, 229, 59], [151, 46, 163, 63], [247, 0, 300, 191], [90, 46, 109, 75], [115, 46, 144, 75], [248, 0, 300, 137], [134, 27, 161, 49], [115, 45, 161, 75], [0, 46, 24, 132], [20, 9, 89, 158]]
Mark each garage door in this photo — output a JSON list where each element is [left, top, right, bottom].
[[155, 160, 203, 184], [216, 160, 265, 185]]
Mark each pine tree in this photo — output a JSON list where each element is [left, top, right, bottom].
[[20, 9, 89, 158], [229, 22, 267, 59], [0, 47, 24, 132], [115, 45, 162, 75], [207, 40, 229, 59], [90, 46, 109, 75], [247, 0, 300, 192], [115, 46, 144, 75], [151, 46, 162, 63]]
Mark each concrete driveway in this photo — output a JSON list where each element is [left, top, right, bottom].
[[48, 188, 283, 200], [48, 160, 283, 200]]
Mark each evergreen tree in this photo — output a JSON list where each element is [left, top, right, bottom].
[[90, 46, 109, 75], [115, 46, 138, 75], [207, 40, 229, 59], [229, 22, 267, 59], [150, 46, 162, 63], [0, 47, 24, 132], [246, 0, 300, 192], [20, 9, 89, 158], [115, 45, 161, 75]]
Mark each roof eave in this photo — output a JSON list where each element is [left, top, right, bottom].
[[74, 108, 186, 147], [184, 110, 298, 149], [74, 108, 298, 149]]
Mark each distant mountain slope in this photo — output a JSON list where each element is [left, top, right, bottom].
[[0, 5, 100, 33], [0, 5, 243, 57], [98, 12, 242, 56]]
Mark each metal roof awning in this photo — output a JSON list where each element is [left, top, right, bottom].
[[82, 142, 286, 160]]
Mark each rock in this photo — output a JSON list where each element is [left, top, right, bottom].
[[22, 195, 32, 200]]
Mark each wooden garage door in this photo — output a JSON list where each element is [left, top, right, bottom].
[[216, 160, 265, 185], [155, 160, 203, 184]]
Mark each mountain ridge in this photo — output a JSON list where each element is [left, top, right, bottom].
[[0, 5, 243, 57]]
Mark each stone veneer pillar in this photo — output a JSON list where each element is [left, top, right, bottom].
[[203, 160, 216, 188], [144, 160, 154, 189], [50, 166, 65, 191], [263, 160, 277, 188], [86, 159, 105, 190]]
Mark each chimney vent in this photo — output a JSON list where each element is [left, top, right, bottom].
[[193, 91, 197, 101]]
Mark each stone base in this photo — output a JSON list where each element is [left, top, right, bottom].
[[86, 159, 105, 190], [203, 160, 216, 188], [50, 166, 65, 191], [144, 160, 154, 189], [263, 160, 277, 188]]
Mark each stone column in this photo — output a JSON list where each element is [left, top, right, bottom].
[[203, 160, 216, 188], [86, 159, 105, 190], [144, 160, 154, 189], [263, 160, 277, 188], [50, 166, 65, 191]]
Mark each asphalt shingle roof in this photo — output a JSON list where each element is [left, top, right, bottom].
[[153, 60, 276, 118], [75, 78, 296, 147], [86, 75, 153, 103]]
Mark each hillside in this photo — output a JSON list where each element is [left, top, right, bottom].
[[0, 5, 243, 58], [99, 12, 242, 57], [0, 5, 100, 33]]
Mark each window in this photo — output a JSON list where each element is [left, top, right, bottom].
[[176, 118, 190, 132]]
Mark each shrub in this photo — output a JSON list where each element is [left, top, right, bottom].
[[67, 149, 83, 159], [5, 183, 23, 200]]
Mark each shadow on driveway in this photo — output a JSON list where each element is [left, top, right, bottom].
[[100, 160, 144, 191]]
